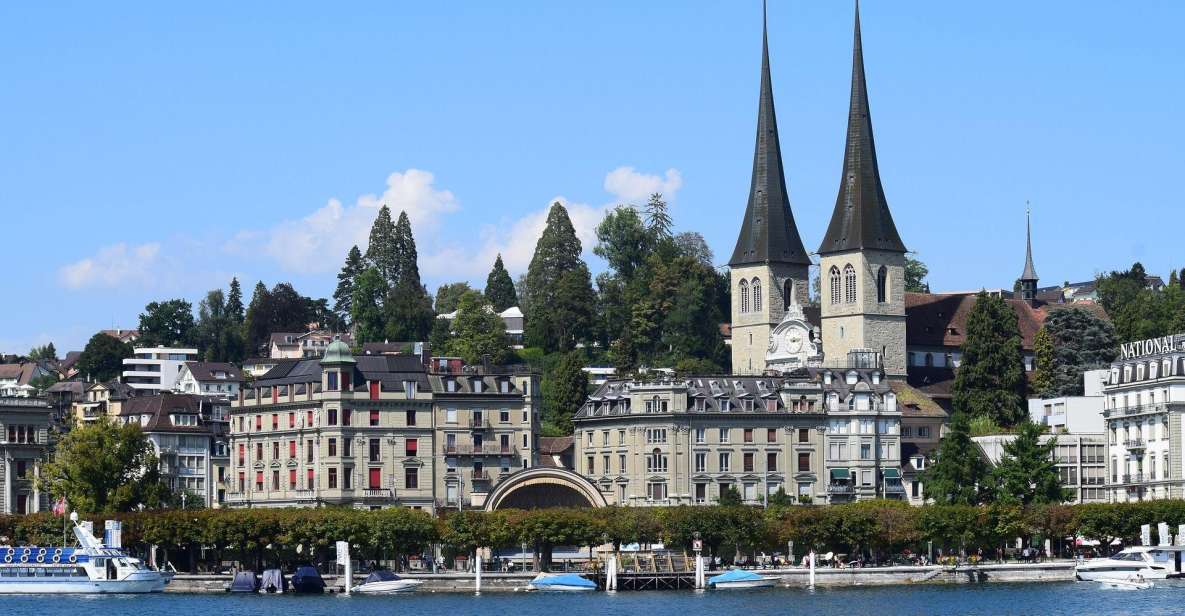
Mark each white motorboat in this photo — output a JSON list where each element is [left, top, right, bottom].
[[526, 573, 597, 592], [350, 570, 423, 594], [0, 522, 165, 594], [707, 569, 776, 589], [1075, 546, 1185, 581], [1098, 575, 1153, 590]]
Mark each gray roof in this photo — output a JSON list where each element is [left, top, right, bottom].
[[254, 354, 429, 390], [818, 4, 906, 255], [728, 6, 810, 267], [1019, 210, 1038, 281], [183, 362, 243, 383]]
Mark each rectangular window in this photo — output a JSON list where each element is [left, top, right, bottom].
[[767, 428, 777, 443], [255, 471, 264, 491], [719, 428, 730, 444], [288, 469, 297, 489], [619, 454, 627, 473], [743, 453, 754, 472], [327, 408, 338, 426], [406, 438, 418, 457], [405, 467, 418, 489], [695, 483, 707, 503], [238, 471, 245, 492], [369, 468, 381, 489], [288, 440, 296, 458], [369, 381, 380, 400], [798, 428, 809, 443], [743, 428, 753, 443], [695, 452, 707, 473], [328, 468, 338, 489], [797, 452, 810, 472], [370, 410, 380, 426], [918, 426, 930, 438], [587, 456, 595, 474], [306, 468, 314, 489], [860, 443, 872, 460], [343, 468, 352, 490], [343, 438, 352, 458], [694, 428, 705, 444], [369, 438, 380, 461], [306, 439, 314, 463], [327, 372, 338, 391], [255, 415, 262, 431], [500, 410, 510, 423], [446, 408, 457, 424], [603, 455, 610, 473], [238, 444, 245, 466], [288, 412, 295, 428], [307, 410, 314, 427], [328, 438, 337, 457], [602, 430, 610, 446], [719, 452, 731, 472], [406, 409, 416, 426], [255, 442, 263, 461], [342, 409, 352, 426], [271, 414, 278, 430]]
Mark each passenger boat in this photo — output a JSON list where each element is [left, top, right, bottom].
[[1098, 575, 1153, 590], [525, 572, 597, 592], [1075, 546, 1185, 581], [707, 569, 776, 589], [350, 570, 423, 594], [290, 565, 326, 594], [0, 522, 165, 594]]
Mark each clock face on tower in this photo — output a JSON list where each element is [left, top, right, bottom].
[[786, 331, 803, 354]]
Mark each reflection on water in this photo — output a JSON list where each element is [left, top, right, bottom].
[[6, 582, 1185, 616]]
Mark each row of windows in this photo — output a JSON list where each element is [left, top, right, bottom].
[[737, 278, 798, 314], [3, 425, 41, 445], [585, 427, 816, 447], [239, 466, 419, 492], [236, 437, 420, 465], [584, 451, 810, 475], [827, 441, 897, 461], [237, 408, 420, 432], [827, 264, 889, 305]]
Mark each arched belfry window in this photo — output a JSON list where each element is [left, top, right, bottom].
[[876, 266, 888, 303], [829, 267, 841, 305], [752, 278, 762, 312], [843, 264, 857, 304], [783, 279, 794, 311], [739, 279, 749, 313]]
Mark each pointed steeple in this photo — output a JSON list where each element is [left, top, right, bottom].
[[818, 1, 906, 255], [729, 1, 811, 267], [1019, 205, 1038, 282]]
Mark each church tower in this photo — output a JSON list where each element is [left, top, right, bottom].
[[729, 3, 812, 375], [1017, 207, 1039, 305], [818, 2, 908, 378]]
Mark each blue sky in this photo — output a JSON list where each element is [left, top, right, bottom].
[[2, 1, 1183, 354]]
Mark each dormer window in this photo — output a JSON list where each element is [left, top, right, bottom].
[[500, 380, 510, 394], [447, 380, 456, 393], [845, 371, 858, 385], [473, 379, 483, 393], [871, 372, 881, 385]]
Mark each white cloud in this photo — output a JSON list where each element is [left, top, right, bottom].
[[248, 169, 460, 274], [58, 242, 161, 289], [603, 166, 683, 203]]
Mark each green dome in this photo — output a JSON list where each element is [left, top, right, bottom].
[[320, 339, 355, 365]]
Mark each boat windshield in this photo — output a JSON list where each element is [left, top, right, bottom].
[[1111, 552, 1148, 562]]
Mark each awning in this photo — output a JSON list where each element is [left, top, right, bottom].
[[830, 468, 850, 480], [882, 468, 900, 479]]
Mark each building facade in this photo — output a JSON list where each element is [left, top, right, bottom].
[[974, 433, 1107, 504], [174, 362, 243, 400], [1103, 334, 1185, 502], [122, 346, 199, 393], [573, 362, 903, 507], [0, 397, 51, 514]]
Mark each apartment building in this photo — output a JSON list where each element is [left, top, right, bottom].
[[122, 346, 199, 393], [0, 397, 51, 514]]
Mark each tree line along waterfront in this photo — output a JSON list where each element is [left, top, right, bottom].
[[4, 500, 1185, 572]]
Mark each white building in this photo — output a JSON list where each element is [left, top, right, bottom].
[[1028, 369, 1107, 434], [174, 362, 243, 400], [1103, 334, 1185, 502], [122, 346, 199, 393]]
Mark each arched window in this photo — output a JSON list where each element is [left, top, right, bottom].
[[876, 266, 888, 303], [843, 264, 857, 304], [739, 279, 749, 313], [829, 267, 841, 305], [783, 279, 794, 310], [752, 278, 762, 312]]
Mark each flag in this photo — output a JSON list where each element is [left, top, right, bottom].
[[52, 497, 67, 516]]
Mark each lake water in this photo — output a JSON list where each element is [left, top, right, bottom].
[[4, 583, 1184, 616]]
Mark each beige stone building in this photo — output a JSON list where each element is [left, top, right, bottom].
[[0, 397, 51, 514]]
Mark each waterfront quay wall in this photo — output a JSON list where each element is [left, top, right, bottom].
[[166, 562, 1074, 593]]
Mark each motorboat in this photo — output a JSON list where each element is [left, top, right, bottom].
[[1075, 546, 1185, 581], [350, 570, 423, 594], [290, 566, 325, 594], [526, 572, 597, 592], [227, 570, 259, 593], [260, 568, 287, 593], [0, 522, 165, 594], [1098, 575, 1153, 590], [707, 569, 777, 589]]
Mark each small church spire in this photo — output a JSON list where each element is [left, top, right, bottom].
[[728, 0, 811, 267], [1018, 203, 1039, 304], [818, 0, 906, 255]]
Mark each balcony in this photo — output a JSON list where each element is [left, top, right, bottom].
[[362, 488, 393, 499], [1105, 404, 1166, 418], [1122, 473, 1146, 484], [467, 415, 491, 429], [883, 481, 906, 494], [827, 483, 855, 495], [471, 469, 491, 481], [442, 443, 517, 457], [1124, 439, 1146, 451]]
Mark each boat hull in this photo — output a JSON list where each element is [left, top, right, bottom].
[[1076, 566, 1167, 581], [0, 576, 165, 594], [352, 580, 423, 594], [527, 584, 596, 592], [712, 579, 776, 589]]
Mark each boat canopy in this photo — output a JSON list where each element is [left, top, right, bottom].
[[260, 569, 287, 592], [291, 566, 325, 590], [530, 573, 596, 589], [708, 569, 766, 585], [363, 570, 401, 584], [230, 571, 259, 592]]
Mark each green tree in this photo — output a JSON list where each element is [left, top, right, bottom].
[[1031, 327, 1055, 397], [905, 255, 930, 293], [197, 289, 245, 362], [434, 282, 473, 314], [242, 281, 272, 353], [1043, 307, 1118, 396], [77, 333, 133, 381], [138, 299, 197, 348], [644, 193, 673, 240], [717, 485, 743, 507], [365, 205, 399, 286], [952, 291, 1027, 426], [484, 254, 519, 312], [444, 291, 510, 365], [920, 413, 993, 505], [351, 268, 388, 345], [992, 420, 1070, 506], [226, 277, 245, 323], [524, 203, 597, 352], [541, 351, 588, 435], [594, 205, 651, 281], [39, 419, 172, 513], [332, 245, 365, 326], [673, 231, 714, 266], [28, 343, 57, 362], [383, 212, 435, 341]]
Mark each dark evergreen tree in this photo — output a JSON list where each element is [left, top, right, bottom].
[[444, 291, 510, 365], [992, 420, 1070, 505], [1031, 327, 1054, 397], [243, 281, 273, 354], [524, 202, 597, 352], [351, 268, 388, 345], [643, 193, 672, 240], [137, 299, 197, 348], [717, 485, 743, 507], [333, 245, 365, 326], [1043, 307, 1118, 396], [197, 289, 245, 362], [434, 282, 473, 315], [919, 413, 993, 505], [268, 282, 315, 333], [594, 205, 651, 281], [226, 277, 244, 323], [77, 333, 132, 382], [484, 254, 518, 312], [951, 291, 1027, 426], [28, 343, 57, 362], [365, 205, 399, 286], [541, 351, 588, 436], [383, 211, 435, 341]]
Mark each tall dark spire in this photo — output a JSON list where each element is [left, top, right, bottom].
[[818, 1, 906, 255], [729, 0, 811, 267], [1019, 205, 1038, 282]]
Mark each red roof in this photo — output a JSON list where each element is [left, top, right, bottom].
[[905, 292, 1107, 352]]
